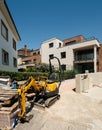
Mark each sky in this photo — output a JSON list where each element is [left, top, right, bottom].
[[6, 0, 102, 50]]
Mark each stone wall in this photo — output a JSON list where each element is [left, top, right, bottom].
[[76, 72, 102, 93]]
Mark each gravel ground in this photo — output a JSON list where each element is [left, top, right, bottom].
[[14, 79, 102, 130]]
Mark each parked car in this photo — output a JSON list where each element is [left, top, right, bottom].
[[0, 76, 12, 89]]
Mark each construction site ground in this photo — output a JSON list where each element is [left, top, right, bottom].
[[14, 79, 102, 130]]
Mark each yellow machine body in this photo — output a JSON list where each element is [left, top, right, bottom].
[[17, 76, 58, 120]]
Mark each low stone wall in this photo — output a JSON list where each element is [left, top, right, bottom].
[[75, 72, 102, 93], [88, 72, 102, 85]]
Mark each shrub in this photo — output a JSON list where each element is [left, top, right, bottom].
[[0, 70, 48, 81], [61, 69, 78, 80]]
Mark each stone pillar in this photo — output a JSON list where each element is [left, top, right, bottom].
[[99, 45, 102, 71], [94, 45, 97, 72], [76, 74, 83, 93], [76, 73, 92, 93]]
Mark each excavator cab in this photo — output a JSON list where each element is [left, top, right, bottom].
[[34, 56, 61, 108], [48, 56, 61, 84]]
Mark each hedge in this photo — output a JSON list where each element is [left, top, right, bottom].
[[0, 69, 78, 81], [0, 70, 48, 81], [61, 70, 78, 80]]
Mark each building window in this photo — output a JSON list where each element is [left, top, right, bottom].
[[61, 52, 66, 59], [38, 51, 40, 55], [49, 42, 54, 48], [59, 43, 61, 47], [33, 52, 36, 55], [65, 40, 76, 46], [34, 59, 36, 63], [25, 60, 31, 64], [13, 57, 17, 67], [61, 64, 66, 71], [1, 20, 8, 41], [49, 54, 54, 59], [13, 38, 16, 50], [2, 49, 9, 65]]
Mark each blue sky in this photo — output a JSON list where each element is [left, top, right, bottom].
[[6, 0, 102, 50]]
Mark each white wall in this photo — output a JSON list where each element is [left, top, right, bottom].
[[0, 11, 18, 71], [41, 38, 100, 70], [41, 38, 63, 64], [17, 57, 22, 65], [41, 37, 73, 70]]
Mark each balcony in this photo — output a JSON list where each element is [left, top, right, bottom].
[[74, 50, 94, 64]]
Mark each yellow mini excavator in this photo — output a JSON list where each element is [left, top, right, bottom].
[[17, 56, 61, 122]]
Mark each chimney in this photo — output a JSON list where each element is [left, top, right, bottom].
[[24, 45, 27, 56]]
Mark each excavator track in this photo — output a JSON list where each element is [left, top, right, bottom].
[[45, 94, 60, 107], [34, 102, 45, 110], [33, 94, 60, 110]]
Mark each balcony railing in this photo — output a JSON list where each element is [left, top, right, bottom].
[[74, 54, 94, 63], [74, 52, 94, 60], [75, 57, 94, 61]]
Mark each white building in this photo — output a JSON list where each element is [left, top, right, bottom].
[[41, 37, 63, 65], [0, 0, 21, 71], [41, 36, 100, 73]]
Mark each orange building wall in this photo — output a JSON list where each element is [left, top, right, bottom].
[[63, 35, 86, 45]]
